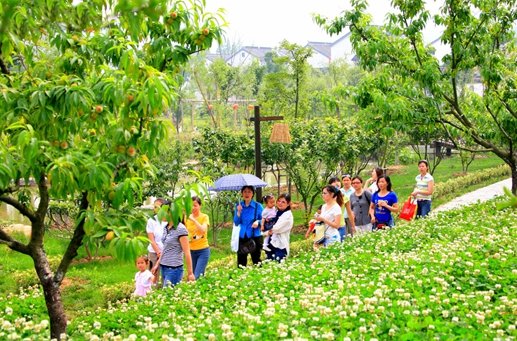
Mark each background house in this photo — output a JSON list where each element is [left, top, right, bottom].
[[226, 46, 273, 67]]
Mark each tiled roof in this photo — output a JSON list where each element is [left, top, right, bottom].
[[306, 41, 332, 58]]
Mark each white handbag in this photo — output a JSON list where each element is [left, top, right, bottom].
[[231, 224, 240, 252]]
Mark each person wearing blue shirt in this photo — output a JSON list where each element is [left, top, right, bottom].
[[233, 186, 264, 267], [369, 175, 399, 229]]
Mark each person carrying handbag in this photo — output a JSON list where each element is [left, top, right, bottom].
[[233, 186, 264, 267]]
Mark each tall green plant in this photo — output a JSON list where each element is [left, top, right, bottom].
[[144, 139, 192, 198], [316, 0, 517, 193], [0, 0, 224, 338]]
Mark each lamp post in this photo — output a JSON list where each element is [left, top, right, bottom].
[[249, 106, 283, 201]]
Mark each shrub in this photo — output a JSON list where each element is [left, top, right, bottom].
[[434, 164, 510, 200]]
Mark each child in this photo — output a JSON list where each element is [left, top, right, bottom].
[[261, 194, 277, 252], [134, 255, 154, 297], [305, 205, 323, 239]]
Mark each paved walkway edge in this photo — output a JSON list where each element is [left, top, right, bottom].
[[432, 178, 512, 214]]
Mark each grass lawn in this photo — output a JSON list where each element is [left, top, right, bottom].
[[387, 154, 506, 206]]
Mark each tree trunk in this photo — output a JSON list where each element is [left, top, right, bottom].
[[33, 249, 67, 339], [510, 161, 517, 195]]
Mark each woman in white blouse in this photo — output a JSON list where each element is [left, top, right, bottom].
[[314, 185, 344, 247], [264, 194, 293, 262]]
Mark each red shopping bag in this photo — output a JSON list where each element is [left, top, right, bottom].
[[399, 197, 417, 221]]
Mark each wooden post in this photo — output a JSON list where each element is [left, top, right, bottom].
[[253, 106, 262, 201], [249, 106, 283, 201]]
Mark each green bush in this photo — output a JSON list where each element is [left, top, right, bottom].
[[396, 147, 420, 165], [434, 164, 510, 200]]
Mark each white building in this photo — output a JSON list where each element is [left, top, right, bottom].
[[226, 46, 273, 67]]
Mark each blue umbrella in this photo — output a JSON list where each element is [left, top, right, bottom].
[[209, 174, 268, 192]]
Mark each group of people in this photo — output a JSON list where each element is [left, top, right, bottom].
[[133, 160, 434, 296], [306, 160, 434, 247]]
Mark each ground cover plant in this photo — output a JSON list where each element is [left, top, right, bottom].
[[0, 157, 509, 320], [1, 198, 515, 339]]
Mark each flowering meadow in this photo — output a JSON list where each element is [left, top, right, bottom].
[[1, 199, 516, 340]]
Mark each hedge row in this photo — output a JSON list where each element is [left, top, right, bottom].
[[434, 165, 510, 200]]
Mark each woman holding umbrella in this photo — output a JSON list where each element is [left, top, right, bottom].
[[234, 185, 264, 267]]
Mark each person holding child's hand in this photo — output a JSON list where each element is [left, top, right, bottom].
[[153, 212, 195, 287], [146, 198, 169, 286]]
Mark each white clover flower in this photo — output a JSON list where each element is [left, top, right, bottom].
[[452, 317, 459, 323], [492, 321, 502, 329], [428, 325, 435, 330], [359, 326, 367, 333], [388, 328, 396, 336], [4, 307, 13, 316], [93, 321, 101, 330], [128, 334, 137, 341], [475, 312, 485, 323], [7, 332, 19, 340]]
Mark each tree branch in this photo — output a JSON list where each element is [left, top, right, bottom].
[[0, 43, 10, 75], [0, 228, 30, 254], [494, 90, 517, 119], [454, 14, 488, 66], [0, 182, 21, 196], [54, 192, 89, 285], [0, 195, 36, 222], [485, 102, 513, 142], [29, 173, 50, 247]]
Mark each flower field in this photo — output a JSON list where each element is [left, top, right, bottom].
[[1, 199, 516, 340]]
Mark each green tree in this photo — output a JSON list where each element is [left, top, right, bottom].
[[259, 41, 313, 119], [317, 0, 517, 193], [0, 0, 223, 338], [192, 128, 255, 173], [144, 139, 192, 198], [283, 118, 351, 220], [189, 54, 258, 128], [279, 40, 313, 119], [317, 60, 364, 119]]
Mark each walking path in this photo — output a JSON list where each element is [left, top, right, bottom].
[[432, 178, 512, 213]]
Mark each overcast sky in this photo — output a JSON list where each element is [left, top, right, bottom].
[[205, 0, 444, 47]]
